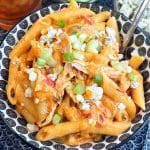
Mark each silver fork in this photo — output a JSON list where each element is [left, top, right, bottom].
[[120, 0, 149, 53]]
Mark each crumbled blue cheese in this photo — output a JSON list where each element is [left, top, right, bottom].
[[130, 81, 139, 88], [27, 123, 39, 132], [81, 101, 90, 110], [47, 27, 57, 39], [47, 73, 57, 81], [95, 31, 105, 38], [93, 100, 101, 106], [76, 95, 84, 103], [40, 35, 49, 44], [26, 69, 37, 82], [56, 29, 63, 36], [40, 27, 63, 45], [117, 103, 126, 111], [105, 27, 116, 44], [86, 84, 103, 101], [24, 87, 32, 98]]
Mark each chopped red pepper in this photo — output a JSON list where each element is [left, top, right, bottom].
[[82, 109, 92, 118], [81, 15, 95, 25], [117, 89, 126, 94], [97, 113, 105, 125], [45, 75, 55, 88]]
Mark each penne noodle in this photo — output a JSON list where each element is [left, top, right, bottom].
[[131, 69, 145, 110], [6, 62, 19, 105], [88, 121, 131, 136], [106, 16, 121, 45], [36, 120, 88, 141], [92, 11, 111, 23], [101, 73, 136, 119], [48, 8, 95, 21], [16, 105, 36, 124], [119, 73, 131, 91], [129, 56, 144, 69]]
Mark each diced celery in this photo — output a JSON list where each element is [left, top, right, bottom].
[[78, 33, 87, 43], [71, 31, 80, 37], [64, 53, 75, 62], [111, 61, 124, 71], [72, 40, 82, 50], [73, 82, 85, 95], [52, 113, 63, 125], [73, 52, 84, 60], [40, 48, 51, 61], [69, 35, 78, 43], [94, 74, 103, 84], [55, 65, 63, 75], [128, 72, 138, 82], [86, 39, 100, 53], [36, 58, 46, 66], [46, 56, 57, 67]]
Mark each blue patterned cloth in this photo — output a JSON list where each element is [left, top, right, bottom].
[[0, 0, 149, 149]]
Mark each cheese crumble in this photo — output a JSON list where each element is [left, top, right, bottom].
[[24, 87, 32, 98]]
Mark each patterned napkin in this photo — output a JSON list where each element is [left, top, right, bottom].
[[143, 118, 150, 150]]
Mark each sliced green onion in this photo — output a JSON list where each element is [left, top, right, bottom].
[[55, 65, 63, 75], [86, 39, 101, 53], [71, 31, 80, 37], [64, 53, 75, 62], [73, 82, 85, 95], [36, 58, 46, 66], [57, 20, 65, 28], [73, 52, 84, 61], [94, 74, 103, 84], [40, 48, 50, 61], [78, 33, 87, 43], [52, 113, 63, 125], [128, 72, 138, 82], [46, 56, 57, 67], [111, 61, 123, 71]]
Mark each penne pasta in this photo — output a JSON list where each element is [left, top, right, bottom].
[[101, 73, 136, 119], [88, 121, 131, 136], [129, 56, 144, 69], [36, 120, 88, 141], [106, 16, 121, 45], [131, 69, 145, 110], [92, 11, 111, 23]]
